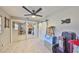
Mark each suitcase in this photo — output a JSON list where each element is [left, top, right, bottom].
[[62, 32, 76, 53]]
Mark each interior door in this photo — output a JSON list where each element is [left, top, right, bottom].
[[39, 22, 47, 40]]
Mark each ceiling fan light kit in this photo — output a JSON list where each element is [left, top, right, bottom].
[[32, 15, 36, 18]]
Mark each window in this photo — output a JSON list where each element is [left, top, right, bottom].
[[13, 22, 19, 30], [14, 23, 18, 30]]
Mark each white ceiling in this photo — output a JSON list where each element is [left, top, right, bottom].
[[0, 6, 69, 22]]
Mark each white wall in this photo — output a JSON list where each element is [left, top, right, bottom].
[[0, 8, 11, 49], [48, 7, 79, 36]]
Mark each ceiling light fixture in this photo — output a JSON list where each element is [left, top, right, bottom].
[[32, 15, 36, 18]]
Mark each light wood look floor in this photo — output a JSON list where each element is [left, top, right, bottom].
[[0, 35, 51, 53]]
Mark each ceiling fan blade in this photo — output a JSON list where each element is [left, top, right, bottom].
[[35, 8, 42, 14], [35, 15, 42, 17], [24, 14, 32, 16], [22, 6, 32, 14]]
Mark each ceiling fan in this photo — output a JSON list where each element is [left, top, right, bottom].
[[22, 6, 43, 18]]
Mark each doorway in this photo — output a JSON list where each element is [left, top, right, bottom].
[[26, 21, 38, 39], [11, 20, 26, 42]]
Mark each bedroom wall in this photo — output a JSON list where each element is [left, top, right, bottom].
[[48, 7, 79, 36], [0, 8, 11, 49]]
